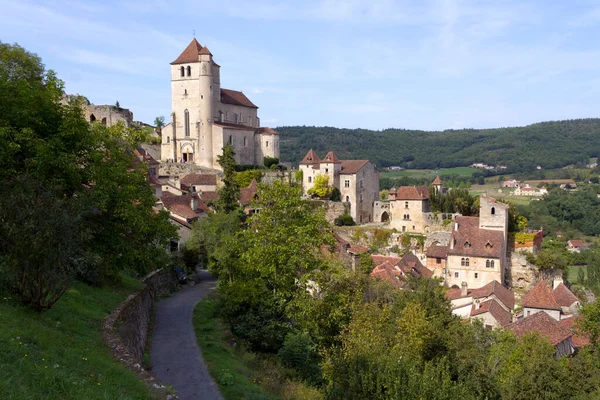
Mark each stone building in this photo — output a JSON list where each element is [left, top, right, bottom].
[[63, 95, 133, 127], [387, 186, 431, 233], [160, 39, 279, 170], [299, 150, 379, 223]]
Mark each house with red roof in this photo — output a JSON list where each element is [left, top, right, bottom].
[[160, 39, 279, 169], [180, 173, 218, 193], [522, 279, 581, 321], [566, 239, 589, 253], [370, 252, 433, 288], [443, 196, 509, 288], [508, 311, 576, 357], [446, 280, 515, 329], [299, 150, 379, 224]]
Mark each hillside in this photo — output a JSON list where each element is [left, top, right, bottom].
[[277, 119, 600, 173]]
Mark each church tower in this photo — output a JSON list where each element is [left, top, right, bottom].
[[167, 38, 215, 168]]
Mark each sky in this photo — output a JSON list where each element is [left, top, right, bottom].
[[1, 0, 600, 131]]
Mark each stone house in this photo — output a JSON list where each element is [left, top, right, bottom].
[[444, 196, 509, 288], [180, 173, 218, 193], [502, 179, 520, 188], [159, 193, 208, 252], [508, 312, 575, 357], [522, 279, 580, 321], [370, 253, 433, 288], [446, 280, 515, 329], [387, 186, 431, 233], [299, 150, 379, 223], [426, 245, 448, 279], [161, 39, 279, 169]]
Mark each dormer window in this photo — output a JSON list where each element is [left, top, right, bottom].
[[485, 241, 493, 249], [464, 241, 471, 248]]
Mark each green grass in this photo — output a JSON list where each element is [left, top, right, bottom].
[[0, 276, 156, 400], [567, 266, 588, 284], [193, 294, 324, 400], [193, 294, 274, 400], [381, 167, 478, 180]]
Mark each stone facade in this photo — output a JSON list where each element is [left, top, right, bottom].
[[63, 95, 134, 127], [160, 39, 279, 170], [299, 150, 379, 223]]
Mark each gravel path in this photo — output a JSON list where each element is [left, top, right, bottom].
[[150, 270, 223, 400]]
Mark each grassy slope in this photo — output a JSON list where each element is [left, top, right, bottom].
[[193, 294, 323, 400], [0, 276, 155, 400]]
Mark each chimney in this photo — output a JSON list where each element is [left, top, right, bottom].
[[461, 281, 468, 297], [454, 222, 458, 231], [553, 277, 564, 290], [190, 196, 198, 211], [474, 299, 480, 310]]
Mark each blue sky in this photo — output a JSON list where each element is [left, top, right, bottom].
[[1, 0, 600, 131]]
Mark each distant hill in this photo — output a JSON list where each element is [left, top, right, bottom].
[[277, 119, 600, 174]]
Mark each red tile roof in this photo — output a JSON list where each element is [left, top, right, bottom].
[[509, 311, 573, 346], [213, 121, 256, 131], [560, 316, 590, 347], [171, 38, 203, 65], [340, 160, 370, 174], [160, 193, 208, 219], [394, 186, 430, 200], [371, 255, 402, 268], [199, 191, 219, 202], [221, 88, 258, 108], [397, 252, 433, 279], [447, 216, 504, 258], [522, 280, 561, 311], [198, 46, 212, 56], [426, 245, 449, 259], [348, 245, 370, 255], [552, 283, 580, 308], [240, 179, 258, 204], [322, 151, 341, 163], [567, 240, 587, 248], [446, 280, 515, 311], [300, 149, 321, 165], [256, 127, 278, 135], [370, 262, 405, 287], [471, 299, 512, 327], [432, 176, 443, 185], [180, 173, 217, 187]]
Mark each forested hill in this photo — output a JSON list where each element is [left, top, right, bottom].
[[277, 119, 600, 173]]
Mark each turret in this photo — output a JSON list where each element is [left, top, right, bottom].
[[198, 46, 214, 168]]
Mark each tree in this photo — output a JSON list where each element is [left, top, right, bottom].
[[307, 174, 330, 198], [215, 144, 240, 213], [578, 267, 586, 286], [358, 253, 374, 274], [115, 100, 120, 108], [154, 115, 165, 130]]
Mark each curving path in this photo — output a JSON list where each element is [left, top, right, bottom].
[[150, 269, 223, 400]]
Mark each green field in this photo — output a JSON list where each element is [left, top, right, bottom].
[[381, 167, 478, 179], [567, 265, 588, 284], [0, 276, 156, 399]]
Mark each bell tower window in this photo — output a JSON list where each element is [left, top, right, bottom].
[[180, 66, 184, 77], [186, 66, 191, 77], [184, 109, 190, 137]]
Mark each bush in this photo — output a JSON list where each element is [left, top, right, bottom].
[[330, 187, 341, 201], [339, 214, 355, 226], [278, 332, 321, 384], [264, 157, 279, 169], [334, 217, 343, 226]]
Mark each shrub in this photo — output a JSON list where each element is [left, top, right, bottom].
[[264, 157, 279, 169], [330, 187, 341, 201], [339, 214, 355, 226], [278, 332, 321, 384]]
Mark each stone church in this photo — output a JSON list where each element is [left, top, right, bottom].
[[160, 39, 279, 170]]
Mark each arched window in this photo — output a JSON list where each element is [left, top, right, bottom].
[[186, 66, 191, 76], [465, 258, 470, 266], [490, 260, 495, 268], [491, 207, 495, 215], [167, 136, 170, 144], [486, 260, 490, 268], [461, 258, 465, 266], [184, 89, 188, 96], [464, 241, 471, 248], [228, 135, 233, 145], [180, 66, 184, 77], [184, 109, 190, 137], [308, 176, 312, 183], [243, 136, 247, 146], [266, 141, 269, 148], [90, 114, 96, 122], [346, 195, 350, 202]]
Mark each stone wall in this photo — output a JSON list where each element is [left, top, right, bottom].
[[103, 269, 179, 399], [159, 162, 223, 178]]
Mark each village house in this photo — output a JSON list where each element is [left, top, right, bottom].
[[508, 312, 576, 357], [299, 150, 379, 223], [521, 279, 580, 321], [502, 179, 520, 188], [180, 173, 218, 193], [446, 280, 515, 329], [566, 239, 589, 253], [387, 186, 431, 233], [370, 252, 433, 288], [443, 196, 509, 287], [426, 245, 448, 279], [160, 39, 279, 169], [513, 184, 547, 197]]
